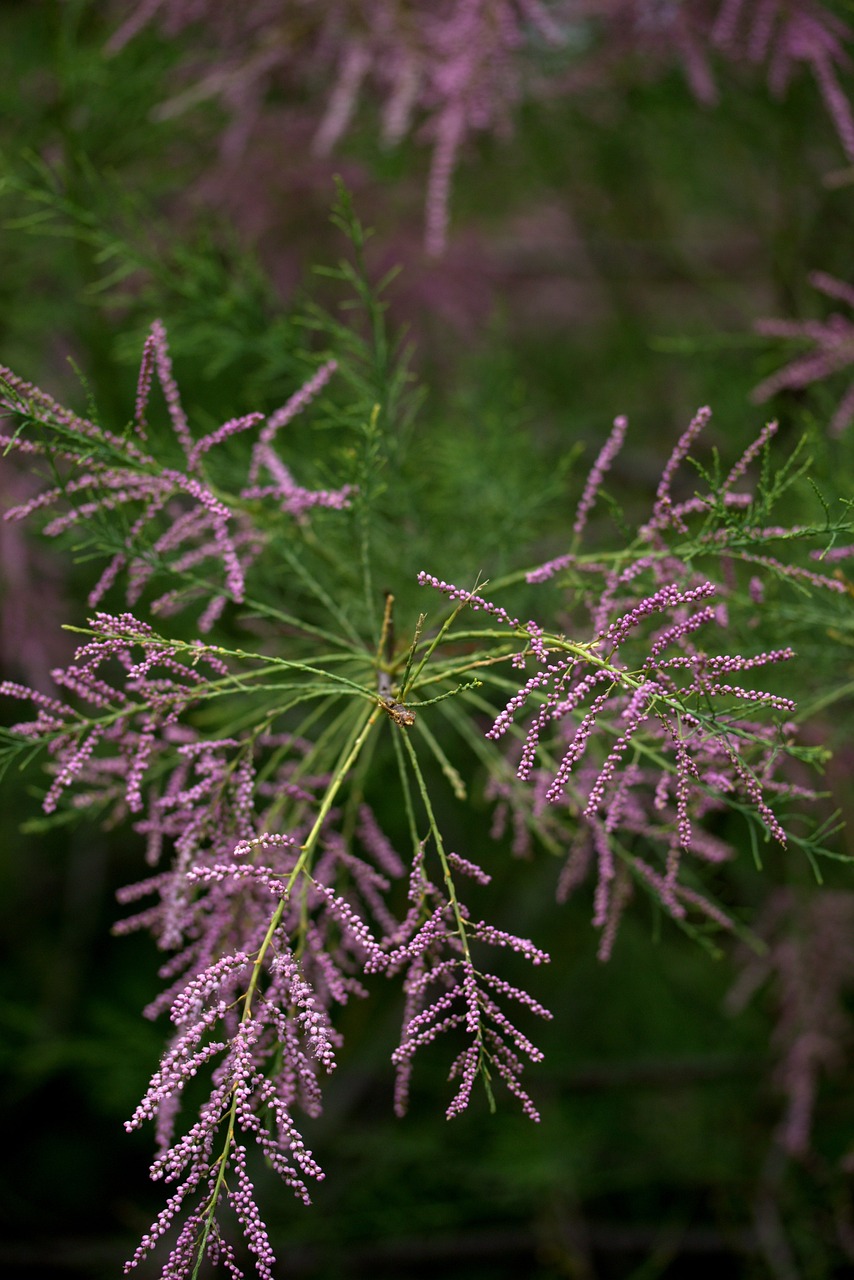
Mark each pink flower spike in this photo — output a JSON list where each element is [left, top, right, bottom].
[[149, 320, 195, 463], [573, 415, 628, 539], [425, 102, 465, 258], [723, 419, 778, 490], [187, 411, 264, 472], [257, 361, 338, 448], [653, 405, 712, 522], [133, 329, 157, 439]]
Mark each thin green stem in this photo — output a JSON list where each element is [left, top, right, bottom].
[[190, 699, 381, 1276], [397, 731, 473, 965]]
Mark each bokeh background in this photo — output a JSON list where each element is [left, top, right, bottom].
[[3, 3, 854, 1277]]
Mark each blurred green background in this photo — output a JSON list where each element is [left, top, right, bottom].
[[3, 3, 854, 1277]]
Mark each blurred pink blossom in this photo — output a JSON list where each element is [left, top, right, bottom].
[[753, 270, 854, 435], [728, 887, 854, 1157]]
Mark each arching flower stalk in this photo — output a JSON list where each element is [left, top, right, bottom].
[[1, 299, 848, 1275], [1, 584, 553, 1275], [418, 405, 843, 958], [0, 322, 348, 630]]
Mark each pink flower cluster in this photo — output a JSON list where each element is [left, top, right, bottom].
[[1, 591, 557, 1273], [754, 270, 854, 436], [108, 0, 572, 256], [713, 0, 854, 159], [105, 1, 854, 258], [0, 322, 349, 630], [421, 404, 835, 958], [0, 612, 229, 817], [124, 952, 328, 1279], [380, 844, 552, 1122]]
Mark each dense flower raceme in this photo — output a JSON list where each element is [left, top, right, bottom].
[[0, 321, 350, 631], [0, 603, 553, 1275], [379, 841, 552, 1123], [106, 1, 854, 255], [420, 406, 843, 959], [753, 270, 854, 437], [0, 334, 847, 1273]]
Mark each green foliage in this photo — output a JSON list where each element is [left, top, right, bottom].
[[3, 5, 854, 1278]]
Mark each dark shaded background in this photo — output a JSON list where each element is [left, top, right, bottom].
[[2, 3, 854, 1277]]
